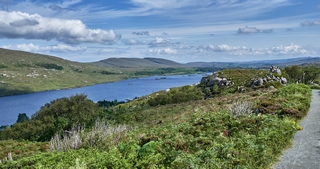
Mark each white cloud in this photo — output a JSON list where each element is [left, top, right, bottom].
[[0, 11, 121, 44], [50, 44, 87, 52], [146, 48, 177, 55], [149, 37, 172, 47], [269, 43, 309, 55], [122, 39, 148, 45], [3, 43, 87, 53], [237, 26, 260, 34], [16, 43, 41, 52], [132, 31, 149, 36], [300, 20, 320, 26], [195, 43, 314, 56]]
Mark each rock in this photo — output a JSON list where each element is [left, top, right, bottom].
[[252, 78, 264, 87], [281, 77, 287, 84], [269, 65, 281, 75], [200, 77, 208, 85], [199, 72, 234, 88]]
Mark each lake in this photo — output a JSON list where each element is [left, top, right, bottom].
[[0, 74, 205, 126]]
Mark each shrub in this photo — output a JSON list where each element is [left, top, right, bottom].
[[228, 100, 254, 117], [50, 119, 128, 151], [148, 85, 204, 106]]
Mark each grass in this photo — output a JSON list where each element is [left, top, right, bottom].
[[0, 48, 199, 97], [0, 68, 313, 168]]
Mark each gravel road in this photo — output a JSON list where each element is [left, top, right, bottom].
[[272, 90, 320, 169]]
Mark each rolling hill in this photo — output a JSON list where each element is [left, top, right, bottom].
[[185, 57, 320, 68], [0, 48, 127, 97], [91, 57, 185, 68]]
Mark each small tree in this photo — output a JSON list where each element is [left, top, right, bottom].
[[16, 113, 29, 123]]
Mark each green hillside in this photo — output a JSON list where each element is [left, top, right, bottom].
[[92, 57, 185, 68], [0, 48, 128, 97], [0, 68, 314, 168]]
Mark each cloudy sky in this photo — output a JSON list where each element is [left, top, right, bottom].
[[0, 0, 319, 63]]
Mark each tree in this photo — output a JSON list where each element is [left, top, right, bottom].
[[16, 113, 29, 123], [0, 94, 103, 141], [303, 66, 320, 84], [285, 66, 304, 83]]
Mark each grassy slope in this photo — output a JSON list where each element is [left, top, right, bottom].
[[0, 48, 130, 97], [0, 69, 312, 168], [91, 57, 185, 68]]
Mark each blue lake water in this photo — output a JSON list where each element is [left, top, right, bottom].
[[0, 74, 205, 126]]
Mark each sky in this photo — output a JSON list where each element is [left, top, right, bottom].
[[0, 0, 319, 63]]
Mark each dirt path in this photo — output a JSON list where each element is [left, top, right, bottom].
[[272, 90, 320, 169]]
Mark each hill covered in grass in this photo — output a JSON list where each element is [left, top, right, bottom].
[[0, 49, 202, 97], [0, 48, 133, 97], [92, 57, 185, 68], [0, 68, 313, 168]]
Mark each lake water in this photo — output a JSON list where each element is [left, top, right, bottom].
[[0, 74, 205, 126]]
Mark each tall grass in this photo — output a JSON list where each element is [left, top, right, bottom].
[[228, 100, 254, 117], [50, 119, 128, 151]]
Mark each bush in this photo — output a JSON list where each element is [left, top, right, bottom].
[[148, 85, 204, 106], [36, 63, 63, 70], [228, 100, 254, 117], [0, 94, 103, 141]]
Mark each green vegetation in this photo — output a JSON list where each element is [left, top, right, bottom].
[[0, 94, 103, 141], [0, 49, 200, 97], [147, 85, 204, 106], [0, 67, 313, 168], [284, 65, 320, 86], [0, 49, 129, 97]]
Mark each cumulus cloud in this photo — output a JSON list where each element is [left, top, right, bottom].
[[132, 31, 149, 36], [0, 11, 121, 44], [174, 44, 193, 50], [50, 44, 87, 52], [237, 26, 260, 34], [269, 43, 309, 55], [300, 20, 320, 26], [149, 37, 172, 47], [3, 43, 87, 53], [9, 18, 39, 27], [195, 43, 314, 56], [147, 48, 177, 55], [197, 44, 247, 52], [122, 39, 148, 45], [162, 32, 169, 35]]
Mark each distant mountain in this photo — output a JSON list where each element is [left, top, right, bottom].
[[91, 57, 185, 68], [93, 56, 320, 69], [186, 57, 320, 68]]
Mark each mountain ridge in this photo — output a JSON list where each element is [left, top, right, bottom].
[[93, 56, 320, 68]]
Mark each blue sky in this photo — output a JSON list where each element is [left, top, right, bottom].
[[0, 0, 319, 63]]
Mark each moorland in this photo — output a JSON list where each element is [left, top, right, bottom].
[[0, 48, 320, 168]]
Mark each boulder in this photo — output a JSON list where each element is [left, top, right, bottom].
[[252, 78, 264, 87], [269, 65, 281, 75]]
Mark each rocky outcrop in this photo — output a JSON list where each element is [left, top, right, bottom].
[[200, 72, 234, 88], [269, 65, 281, 75], [250, 66, 287, 87]]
